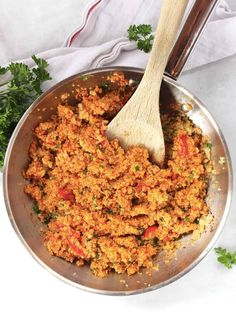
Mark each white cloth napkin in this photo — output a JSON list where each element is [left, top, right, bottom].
[[0, 0, 233, 90]]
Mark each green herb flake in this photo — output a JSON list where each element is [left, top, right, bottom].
[[153, 237, 159, 247], [206, 142, 212, 149], [99, 164, 104, 169], [54, 144, 60, 149], [52, 211, 59, 219], [95, 252, 100, 259], [44, 213, 52, 224], [83, 168, 88, 174], [136, 235, 145, 246], [93, 203, 98, 210], [39, 183, 45, 191], [134, 165, 140, 171], [106, 209, 114, 215], [182, 207, 188, 212], [32, 204, 41, 215], [184, 217, 190, 222], [92, 198, 98, 210], [139, 227, 145, 234], [79, 75, 91, 81], [100, 81, 110, 91], [215, 247, 236, 269], [188, 170, 194, 180]]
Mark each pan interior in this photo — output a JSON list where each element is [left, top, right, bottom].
[[4, 68, 232, 295]]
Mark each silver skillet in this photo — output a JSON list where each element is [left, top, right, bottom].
[[3, 0, 232, 295]]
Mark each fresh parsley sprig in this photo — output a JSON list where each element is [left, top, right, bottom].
[[0, 55, 51, 167], [215, 247, 236, 269], [127, 24, 154, 53]]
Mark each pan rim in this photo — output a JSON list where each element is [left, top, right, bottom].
[[3, 66, 233, 295]]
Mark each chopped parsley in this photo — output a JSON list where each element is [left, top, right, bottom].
[[44, 213, 52, 224], [79, 75, 92, 81], [127, 24, 154, 53], [153, 237, 159, 247], [32, 204, 41, 215], [134, 165, 140, 171], [215, 247, 236, 269], [139, 227, 145, 234], [52, 211, 59, 219], [100, 81, 110, 92], [106, 209, 114, 215], [206, 142, 212, 149], [39, 183, 45, 191], [83, 168, 88, 174], [188, 170, 194, 180]]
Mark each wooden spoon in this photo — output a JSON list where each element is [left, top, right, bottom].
[[107, 0, 188, 166]]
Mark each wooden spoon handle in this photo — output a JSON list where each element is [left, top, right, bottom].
[[142, 0, 189, 88]]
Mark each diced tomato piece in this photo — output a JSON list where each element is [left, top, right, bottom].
[[67, 239, 86, 258], [178, 133, 189, 158], [135, 182, 143, 193], [101, 140, 107, 148], [100, 129, 106, 137], [164, 232, 178, 242], [69, 227, 81, 239], [53, 222, 65, 229], [58, 188, 75, 202], [47, 140, 56, 146], [171, 173, 179, 180], [135, 182, 148, 193], [71, 124, 79, 132], [143, 225, 158, 239], [63, 140, 73, 150]]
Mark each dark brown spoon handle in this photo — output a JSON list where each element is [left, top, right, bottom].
[[165, 0, 220, 79]]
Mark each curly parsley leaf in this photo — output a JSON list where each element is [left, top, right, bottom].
[[0, 55, 51, 167], [32, 204, 41, 215], [127, 24, 154, 53], [215, 247, 236, 269]]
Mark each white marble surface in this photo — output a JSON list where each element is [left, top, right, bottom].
[[1, 1, 236, 313]]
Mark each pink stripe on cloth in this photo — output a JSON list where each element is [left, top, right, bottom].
[[65, 0, 103, 47]]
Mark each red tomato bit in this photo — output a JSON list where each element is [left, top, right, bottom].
[[67, 239, 86, 258], [58, 188, 75, 202], [143, 225, 158, 239], [171, 173, 179, 180], [178, 133, 189, 158]]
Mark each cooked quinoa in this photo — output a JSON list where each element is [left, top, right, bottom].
[[24, 72, 212, 278]]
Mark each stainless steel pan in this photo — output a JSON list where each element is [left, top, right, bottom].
[[3, 0, 232, 295]]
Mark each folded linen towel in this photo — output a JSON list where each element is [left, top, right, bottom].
[[1, 0, 236, 90]]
